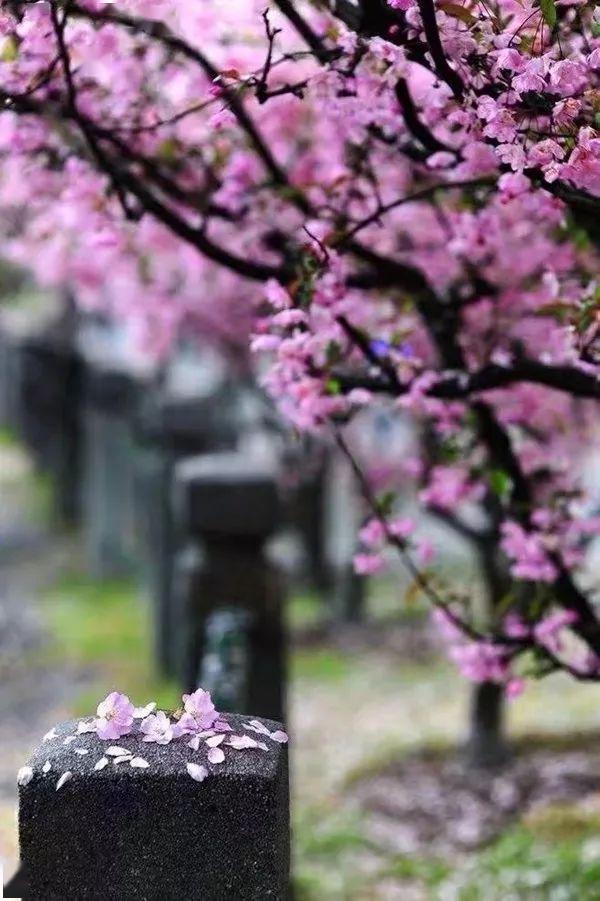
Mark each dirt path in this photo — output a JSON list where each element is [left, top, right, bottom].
[[0, 446, 92, 880]]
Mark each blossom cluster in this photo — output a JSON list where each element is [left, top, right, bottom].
[[1, 0, 600, 686]]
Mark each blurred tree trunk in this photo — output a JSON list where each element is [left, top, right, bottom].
[[467, 539, 510, 769]]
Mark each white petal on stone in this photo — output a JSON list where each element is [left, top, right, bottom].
[[207, 747, 225, 765], [244, 720, 271, 736], [74, 749, 89, 756], [56, 772, 72, 791], [186, 762, 208, 783], [42, 761, 51, 775], [205, 735, 225, 748], [187, 735, 201, 752], [269, 730, 289, 744], [113, 755, 132, 765], [130, 757, 150, 769], [105, 746, 131, 757], [77, 720, 96, 734], [256, 742, 269, 752], [133, 702, 157, 719], [197, 730, 217, 739], [228, 735, 259, 750], [43, 728, 58, 742], [17, 767, 33, 787], [63, 736, 76, 746], [94, 757, 109, 771]]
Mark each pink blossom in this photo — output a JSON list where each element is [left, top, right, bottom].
[[505, 678, 526, 699], [175, 689, 218, 735], [95, 692, 135, 741], [534, 610, 578, 652], [140, 711, 174, 745], [353, 552, 386, 576]]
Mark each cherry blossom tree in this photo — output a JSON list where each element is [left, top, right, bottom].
[[1, 0, 600, 764]]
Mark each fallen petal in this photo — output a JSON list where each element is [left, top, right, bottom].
[[105, 746, 131, 757], [205, 735, 225, 748], [42, 761, 51, 775], [187, 736, 201, 752], [130, 757, 150, 769], [74, 749, 89, 756], [17, 766, 33, 787], [228, 735, 258, 751], [94, 758, 109, 771], [186, 762, 208, 783], [77, 721, 96, 734], [42, 728, 58, 742], [207, 747, 225, 765], [63, 736, 76, 746], [270, 730, 289, 744], [133, 702, 157, 719], [56, 772, 72, 791], [214, 720, 233, 732], [113, 755, 132, 765], [245, 720, 271, 736]]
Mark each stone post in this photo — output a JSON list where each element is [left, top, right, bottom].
[[80, 364, 141, 578], [14, 713, 289, 900], [172, 453, 286, 723], [15, 294, 83, 524], [133, 388, 241, 677]]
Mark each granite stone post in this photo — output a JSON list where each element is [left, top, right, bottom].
[[133, 389, 241, 677], [172, 453, 286, 723], [81, 364, 141, 578], [15, 713, 289, 900], [15, 296, 83, 524]]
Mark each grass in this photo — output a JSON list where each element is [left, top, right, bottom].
[[41, 571, 179, 713]]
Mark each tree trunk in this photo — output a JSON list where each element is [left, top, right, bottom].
[[467, 680, 509, 768], [467, 541, 511, 768]]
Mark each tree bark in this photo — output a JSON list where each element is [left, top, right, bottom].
[[467, 541, 511, 768]]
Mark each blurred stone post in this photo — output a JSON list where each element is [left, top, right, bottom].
[[172, 452, 286, 722], [133, 389, 239, 676], [15, 294, 83, 524], [80, 363, 142, 578]]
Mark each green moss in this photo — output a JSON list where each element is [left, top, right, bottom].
[[41, 571, 179, 714], [291, 648, 352, 682], [440, 826, 600, 900]]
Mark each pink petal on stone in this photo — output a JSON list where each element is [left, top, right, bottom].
[[228, 735, 258, 750], [214, 720, 233, 732], [205, 735, 225, 748], [245, 720, 270, 736], [270, 731, 289, 744], [187, 735, 201, 751], [208, 747, 225, 765], [186, 762, 208, 782]]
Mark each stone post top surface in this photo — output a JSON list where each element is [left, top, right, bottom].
[[175, 452, 279, 486], [21, 712, 287, 788], [173, 452, 282, 537]]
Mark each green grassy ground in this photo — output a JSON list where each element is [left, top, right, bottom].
[[35, 571, 600, 899]]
